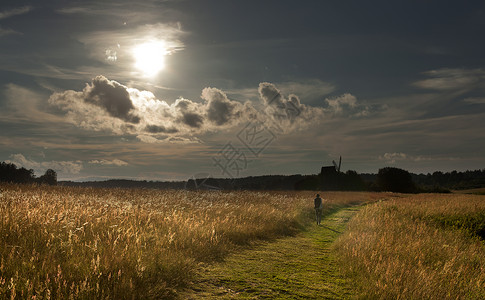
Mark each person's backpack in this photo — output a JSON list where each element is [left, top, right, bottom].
[[314, 197, 322, 209]]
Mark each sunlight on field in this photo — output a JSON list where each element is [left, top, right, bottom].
[[335, 193, 485, 299], [0, 184, 376, 299]]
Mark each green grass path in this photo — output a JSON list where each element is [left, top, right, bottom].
[[179, 206, 360, 299]]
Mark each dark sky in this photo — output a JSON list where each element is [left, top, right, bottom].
[[1, 0, 484, 181]]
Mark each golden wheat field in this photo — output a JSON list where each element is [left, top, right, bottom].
[[335, 193, 485, 299], [1, 184, 484, 299], [0, 184, 377, 299]]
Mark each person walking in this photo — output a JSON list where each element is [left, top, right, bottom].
[[314, 193, 323, 225]]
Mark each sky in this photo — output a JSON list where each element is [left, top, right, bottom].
[[1, 0, 485, 182]]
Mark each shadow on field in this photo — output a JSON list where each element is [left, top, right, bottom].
[[319, 225, 342, 234]]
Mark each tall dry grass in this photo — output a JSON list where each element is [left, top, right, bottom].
[[335, 193, 485, 299], [0, 184, 374, 299]]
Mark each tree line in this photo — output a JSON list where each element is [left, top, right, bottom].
[[4, 158, 483, 193], [0, 162, 57, 185], [296, 167, 485, 193]]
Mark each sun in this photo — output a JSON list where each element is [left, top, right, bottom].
[[132, 41, 168, 76]]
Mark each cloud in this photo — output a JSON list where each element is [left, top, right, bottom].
[[173, 98, 205, 128], [84, 75, 140, 123], [50, 76, 338, 142], [277, 79, 336, 101], [413, 68, 485, 91], [379, 152, 407, 164], [0, 6, 33, 19], [0, 6, 33, 37], [49, 76, 255, 140], [7, 154, 83, 175], [325, 93, 357, 114], [0, 27, 20, 37], [3, 83, 64, 124], [89, 159, 128, 166], [258, 82, 324, 130], [136, 135, 201, 144], [323, 93, 383, 118], [463, 97, 485, 104], [49, 79, 133, 135], [379, 152, 432, 164], [201, 87, 248, 126]]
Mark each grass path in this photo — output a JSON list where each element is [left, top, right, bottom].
[[179, 206, 360, 299]]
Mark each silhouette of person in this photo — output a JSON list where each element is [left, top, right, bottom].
[[314, 193, 323, 225]]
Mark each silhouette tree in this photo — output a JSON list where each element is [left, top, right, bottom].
[[0, 162, 35, 183], [38, 169, 57, 185], [377, 167, 416, 193], [1, 161, 58, 185]]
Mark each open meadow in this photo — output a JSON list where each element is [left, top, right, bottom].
[[0, 184, 484, 299]]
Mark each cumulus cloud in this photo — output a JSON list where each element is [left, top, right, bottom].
[[50, 76, 354, 142], [379, 152, 408, 164], [379, 152, 432, 164], [84, 76, 140, 123], [49, 78, 133, 135], [325, 93, 357, 114], [136, 134, 201, 144], [49, 76, 257, 141], [258, 82, 327, 132], [201, 87, 249, 126], [7, 154, 83, 174], [89, 159, 128, 166], [413, 68, 485, 91], [323, 93, 384, 118]]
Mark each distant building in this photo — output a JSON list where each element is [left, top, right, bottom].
[[320, 165, 338, 176], [320, 157, 342, 190]]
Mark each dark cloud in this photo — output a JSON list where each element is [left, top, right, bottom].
[[201, 87, 242, 126], [180, 112, 204, 128], [259, 82, 285, 107], [84, 76, 140, 123], [174, 98, 205, 128], [49, 76, 330, 142], [145, 125, 178, 134], [258, 82, 316, 130], [258, 83, 305, 119]]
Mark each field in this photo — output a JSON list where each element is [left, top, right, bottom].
[[0, 184, 484, 299], [335, 193, 485, 299]]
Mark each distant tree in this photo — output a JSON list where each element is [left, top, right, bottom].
[[294, 175, 320, 190], [0, 162, 17, 182], [377, 167, 416, 193], [38, 169, 57, 185], [0, 162, 35, 184], [343, 170, 366, 191], [1, 161, 59, 185], [17, 167, 35, 183]]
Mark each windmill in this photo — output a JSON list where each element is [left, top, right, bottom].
[[320, 156, 342, 176], [332, 156, 342, 173], [320, 156, 342, 190]]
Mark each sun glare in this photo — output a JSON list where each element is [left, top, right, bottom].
[[133, 41, 167, 76]]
